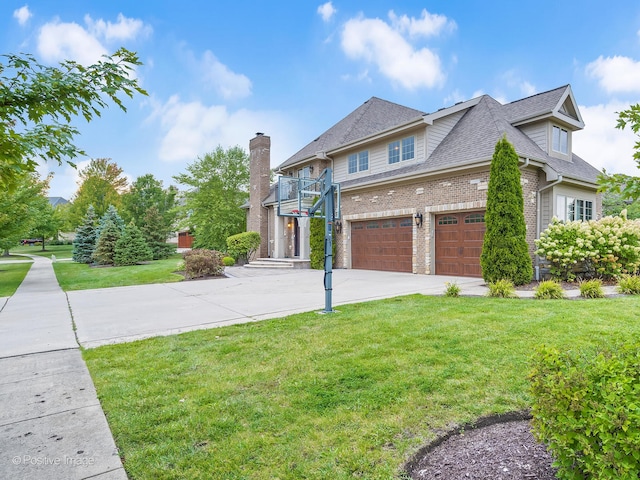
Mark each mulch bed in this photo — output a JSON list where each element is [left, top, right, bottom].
[[405, 412, 558, 480]]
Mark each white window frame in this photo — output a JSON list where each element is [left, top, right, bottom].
[[348, 151, 369, 174], [552, 126, 568, 154], [556, 195, 593, 221], [388, 136, 415, 164]]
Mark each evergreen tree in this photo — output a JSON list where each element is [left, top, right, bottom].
[[114, 222, 153, 266], [92, 220, 121, 265], [141, 206, 174, 259], [72, 205, 97, 264], [96, 204, 125, 239], [480, 136, 533, 285]]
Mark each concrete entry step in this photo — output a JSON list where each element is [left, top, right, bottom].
[[245, 258, 311, 269]]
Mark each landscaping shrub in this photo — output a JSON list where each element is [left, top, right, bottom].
[[530, 343, 640, 479], [310, 217, 336, 269], [444, 281, 461, 297], [534, 280, 565, 299], [486, 279, 517, 298], [183, 249, 224, 279], [579, 279, 605, 299], [617, 275, 640, 295], [114, 223, 153, 266], [226, 231, 260, 264], [222, 256, 235, 267], [480, 136, 533, 285], [536, 216, 640, 281]]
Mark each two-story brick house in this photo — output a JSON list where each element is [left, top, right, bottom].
[[246, 85, 601, 279]]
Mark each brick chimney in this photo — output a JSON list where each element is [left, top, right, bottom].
[[248, 133, 270, 258]]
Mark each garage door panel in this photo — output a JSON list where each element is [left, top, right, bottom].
[[435, 211, 485, 277], [351, 218, 412, 272]]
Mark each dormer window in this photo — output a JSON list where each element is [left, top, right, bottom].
[[552, 126, 568, 154]]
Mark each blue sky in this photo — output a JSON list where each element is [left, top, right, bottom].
[[3, 1, 640, 198]]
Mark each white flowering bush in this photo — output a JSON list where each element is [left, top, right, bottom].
[[535, 216, 640, 281]]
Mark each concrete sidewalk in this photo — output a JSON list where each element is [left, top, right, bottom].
[[0, 255, 126, 480]]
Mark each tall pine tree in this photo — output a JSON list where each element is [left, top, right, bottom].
[[114, 222, 153, 266], [72, 205, 97, 264], [480, 136, 533, 285], [92, 219, 121, 265]]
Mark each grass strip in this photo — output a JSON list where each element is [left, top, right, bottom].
[[0, 262, 32, 297]]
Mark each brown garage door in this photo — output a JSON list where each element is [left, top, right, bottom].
[[435, 211, 485, 277], [351, 218, 413, 272]]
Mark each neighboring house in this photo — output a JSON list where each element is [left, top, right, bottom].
[[48, 196, 69, 207], [246, 85, 601, 279]]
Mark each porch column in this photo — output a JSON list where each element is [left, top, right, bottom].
[[273, 214, 285, 258], [298, 217, 311, 260]]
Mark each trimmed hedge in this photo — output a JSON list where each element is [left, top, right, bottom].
[[530, 343, 640, 479], [226, 231, 260, 264]]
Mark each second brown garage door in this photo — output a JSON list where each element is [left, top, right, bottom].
[[351, 218, 413, 272], [435, 211, 485, 277]]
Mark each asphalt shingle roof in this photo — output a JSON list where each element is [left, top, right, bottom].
[[273, 85, 600, 197], [278, 97, 424, 170]]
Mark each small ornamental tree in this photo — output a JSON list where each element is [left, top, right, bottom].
[[480, 136, 533, 285], [114, 222, 153, 266], [91, 220, 122, 265], [72, 205, 97, 264]]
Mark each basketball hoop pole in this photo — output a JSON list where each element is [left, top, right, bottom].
[[307, 168, 337, 313]]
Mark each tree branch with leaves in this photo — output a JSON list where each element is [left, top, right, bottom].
[[0, 48, 147, 190]]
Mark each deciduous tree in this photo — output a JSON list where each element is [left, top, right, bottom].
[[121, 174, 177, 236], [0, 48, 146, 191], [0, 173, 49, 255], [174, 146, 250, 251], [480, 136, 533, 285], [69, 158, 127, 226]]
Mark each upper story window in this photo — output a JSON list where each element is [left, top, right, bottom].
[[552, 126, 568, 154], [556, 195, 593, 221], [388, 136, 415, 164], [348, 151, 369, 174]]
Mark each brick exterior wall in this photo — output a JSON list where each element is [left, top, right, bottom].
[[335, 167, 541, 274], [248, 134, 271, 258]]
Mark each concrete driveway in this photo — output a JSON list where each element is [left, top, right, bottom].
[[69, 268, 487, 349]]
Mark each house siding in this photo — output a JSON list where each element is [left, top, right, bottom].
[[333, 129, 426, 184], [519, 122, 547, 152], [426, 110, 466, 157]]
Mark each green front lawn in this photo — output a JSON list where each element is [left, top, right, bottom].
[[53, 254, 184, 291], [11, 244, 74, 259], [0, 263, 32, 296], [84, 295, 640, 479]]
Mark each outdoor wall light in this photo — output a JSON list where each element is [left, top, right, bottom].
[[334, 220, 342, 233], [414, 212, 423, 228]]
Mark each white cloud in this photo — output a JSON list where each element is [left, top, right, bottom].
[[574, 101, 639, 176], [341, 11, 450, 90], [388, 9, 456, 37], [13, 5, 32, 26], [520, 81, 537, 97], [149, 96, 299, 167], [200, 50, 252, 100], [85, 13, 152, 42], [37, 14, 150, 65], [586, 56, 640, 94], [317, 2, 336, 22], [38, 19, 108, 65]]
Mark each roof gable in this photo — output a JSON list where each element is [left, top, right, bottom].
[[503, 85, 584, 129], [277, 97, 424, 170]]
